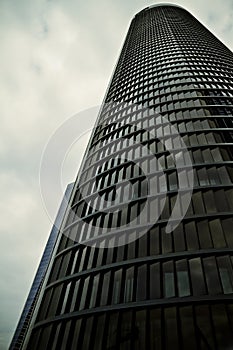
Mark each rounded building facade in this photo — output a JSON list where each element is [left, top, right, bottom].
[[25, 4, 233, 350]]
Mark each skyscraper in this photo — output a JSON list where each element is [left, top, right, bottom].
[[23, 4, 233, 349], [10, 183, 74, 350]]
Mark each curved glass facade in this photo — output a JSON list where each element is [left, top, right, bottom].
[[24, 5, 233, 350]]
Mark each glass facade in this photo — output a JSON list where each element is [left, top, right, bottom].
[[23, 4, 233, 350], [10, 183, 74, 349]]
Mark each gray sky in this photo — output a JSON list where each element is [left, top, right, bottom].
[[1, 0, 233, 348]]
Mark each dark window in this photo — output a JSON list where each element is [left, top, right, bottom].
[[119, 311, 132, 350], [164, 308, 179, 349], [112, 269, 122, 304], [100, 272, 111, 306], [136, 265, 147, 301], [203, 257, 222, 295], [163, 261, 175, 298], [176, 260, 190, 297], [189, 258, 206, 296], [124, 267, 134, 302], [150, 309, 162, 349], [134, 310, 147, 350]]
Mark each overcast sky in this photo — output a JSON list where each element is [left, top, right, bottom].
[[1, 0, 233, 348]]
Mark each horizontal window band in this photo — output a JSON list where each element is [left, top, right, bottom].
[[71, 179, 233, 216], [88, 129, 233, 167], [63, 185, 233, 234], [110, 71, 233, 90], [111, 68, 233, 84], [92, 113, 233, 147], [61, 211, 233, 247], [109, 91, 233, 107], [76, 157, 233, 198], [32, 294, 233, 330], [47, 248, 233, 290], [107, 80, 233, 101], [114, 62, 233, 79], [82, 144, 233, 188]]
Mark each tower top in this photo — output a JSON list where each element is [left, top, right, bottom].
[[147, 3, 184, 9], [135, 3, 185, 17]]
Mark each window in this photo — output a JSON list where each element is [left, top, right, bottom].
[[100, 272, 111, 306], [149, 227, 160, 255], [106, 313, 119, 350], [211, 305, 233, 348], [47, 285, 63, 317], [180, 307, 197, 349], [209, 219, 226, 248], [112, 269, 122, 304], [89, 274, 99, 308], [60, 282, 71, 314], [197, 220, 212, 249], [161, 225, 172, 253], [164, 308, 179, 349], [185, 221, 199, 251], [203, 257, 221, 295], [81, 317, 94, 349], [195, 306, 215, 349], [198, 168, 209, 186], [219, 268, 233, 294], [164, 262, 175, 298], [169, 172, 178, 190], [136, 265, 147, 301], [119, 311, 132, 350], [138, 234, 148, 257], [79, 276, 90, 310], [217, 256, 233, 294], [124, 267, 134, 302], [174, 225, 185, 251], [189, 258, 206, 296], [134, 310, 147, 350], [218, 166, 231, 184], [150, 309, 162, 349], [192, 192, 205, 214], [150, 263, 160, 299], [176, 260, 190, 297], [94, 315, 106, 350], [208, 167, 220, 185]]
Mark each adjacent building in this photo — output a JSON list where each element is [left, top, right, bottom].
[[23, 4, 233, 349], [10, 183, 74, 349]]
